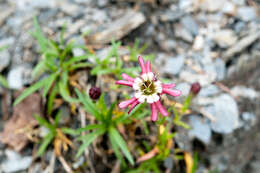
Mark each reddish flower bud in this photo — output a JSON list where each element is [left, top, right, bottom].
[[89, 87, 101, 100], [190, 82, 201, 95]]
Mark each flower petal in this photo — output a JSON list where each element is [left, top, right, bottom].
[[119, 97, 137, 109], [155, 100, 168, 116], [128, 100, 140, 114], [122, 73, 135, 82], [162, 88, 182, 97], [146, 61, 151, 73], [138, 55, 147, 74], [116, 80, 133, 87], [147, 95, 154, 104], [138, 95, 147, 103], [150, 103, 158, 121], [162, 83, 176, 89]]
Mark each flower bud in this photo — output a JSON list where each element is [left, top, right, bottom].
[[89, 87, 101, 100], [190, 82, 201, 95]]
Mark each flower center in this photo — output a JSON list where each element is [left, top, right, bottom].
[[140, 80, 156, 95]]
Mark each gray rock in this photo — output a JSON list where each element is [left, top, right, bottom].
[[73, 156, 85, 169], [0, 37, 14, 72], [159, 10, 185, 22], [223, 31, 260, 62], [198, 0, 226, 12], [178, 0, 193, 10], [15, 0, 56, 10], [188, 115, 212, 144], [0, 49, 10, 72], [241, 112, 256, 128], [175, 83, 190, 96], [232, 0, 245, 5], [164, 157, 174, 170], [2, 150, 32, 173], [181, 16, 199, 36], [198, 85, 220, 97], [72, 48, 85, 57], [163, 55, 185, 75], [59, 1, 80, 15], [231, 86, 259, 100], [7, 65, 32, 90], [97, 0, 108, 7], [214, 58, 226, 81], [213, 30, 237, 48], [160, 39, 177, 51], [174, 24, 194, 42], [237, 7, 256, 21], [208, 94, 239, 134]]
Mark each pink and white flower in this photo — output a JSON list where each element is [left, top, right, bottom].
[[116, 56, 181, 121]]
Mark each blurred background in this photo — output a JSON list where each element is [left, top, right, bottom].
[[0, 0, 259, 173]]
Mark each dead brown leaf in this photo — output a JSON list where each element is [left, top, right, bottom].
[[0, 93, 42, 151]]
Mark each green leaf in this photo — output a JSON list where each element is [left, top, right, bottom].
[[108, 128, 126, 167], [68, 62, 92, 71], [54, 110, 62, 127], [34, 114, 53, 130], [97, 93, 107, 114], [31, 59, 47, 80], [13, 77, 49, 106], [109, 126, 134, 165], [42, 73, 58, 98], [0, 75, 8, 88], [75, 88, 103, 121], [63, 55, 89, 68], [76, 124, 105, 134], [58, 81, 78, 103], [192, 152, 198, 173], [106, 102, 116, 124], [31, 17, 49, 53], [47, 85, 58, 115], [37, 132, 54, 156], [61, 127, 79, 136], [76, 127, 106, 157], [0, 45, 9, 51]]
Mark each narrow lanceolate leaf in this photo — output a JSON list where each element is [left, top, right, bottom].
[[76, 127, 106, 158], [75, 89, 102, 121], [58, 81, 78, 103], [37, 132, 54, 156], [68, 62, 92, 71], [0, 75, 8, 88], [61, 128, 79, 136], [13, 77, 49, 106], [109, 129, 126, 167], [106, 102, 116, 124], [47, 85, 58, 115], [32, 60, 47, 80], [42, 73, 58, 98], [34, 114, 53, 130], [76, 124, 105, 134], [109, 127, 134, 165], [63, 55, 89, 68]]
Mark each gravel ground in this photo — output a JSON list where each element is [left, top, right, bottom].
[[0, 0, 259, 172]]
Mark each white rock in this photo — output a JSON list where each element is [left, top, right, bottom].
[[197, 0, 226, 12], [209, 94, 239, 134], [213, 30, 237, 48], [231, 86, 259, 100], [193, 35, 204, 51], [2, 150, 32, 173], [7, 65, 32, 90], [188, 115, 212, 144], [221, 1, 237, 15], [237, 7, 256, 21]]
